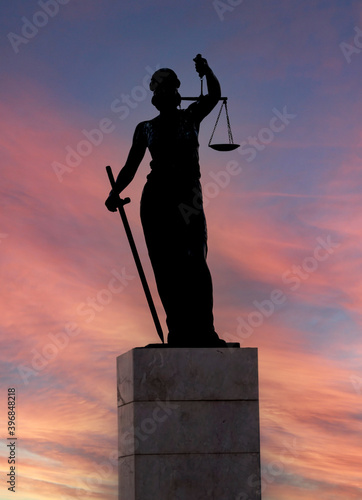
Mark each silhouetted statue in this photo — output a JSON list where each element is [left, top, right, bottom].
[[105, 55, 226, 347]]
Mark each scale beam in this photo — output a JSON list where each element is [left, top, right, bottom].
[[181, 96, 228, 101]]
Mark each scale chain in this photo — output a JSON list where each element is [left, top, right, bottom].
[[208, 99, 235, 147], [208, 99, 225, 146], [224, 100, 234, 145]]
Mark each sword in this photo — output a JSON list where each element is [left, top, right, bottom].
[[106, 166, 164, 343]]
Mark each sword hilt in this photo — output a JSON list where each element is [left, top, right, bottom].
[[106, 165, 131, 207], [119, 197, 131, 207]]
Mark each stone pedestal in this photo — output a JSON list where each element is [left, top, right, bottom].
[[117, 347, 261, 500]]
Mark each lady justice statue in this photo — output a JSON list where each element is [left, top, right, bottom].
[[105, 55, 227, 347]]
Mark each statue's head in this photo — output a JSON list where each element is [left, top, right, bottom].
[[150, 68, 180, 92], [150, 68, 181, 111]]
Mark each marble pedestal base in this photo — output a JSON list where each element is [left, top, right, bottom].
[[117, 347, 261, 500]]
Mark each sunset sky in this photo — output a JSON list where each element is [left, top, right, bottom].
[[1, 0, 362, 499]]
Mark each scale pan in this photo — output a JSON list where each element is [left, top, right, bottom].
[[209, 143, 240, 152]]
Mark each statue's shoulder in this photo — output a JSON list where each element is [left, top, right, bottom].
[[139, 115, 159, 129], [136, 116, 160, 144]]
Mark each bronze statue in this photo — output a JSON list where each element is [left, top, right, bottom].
[[105, 55, 227, 347]]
